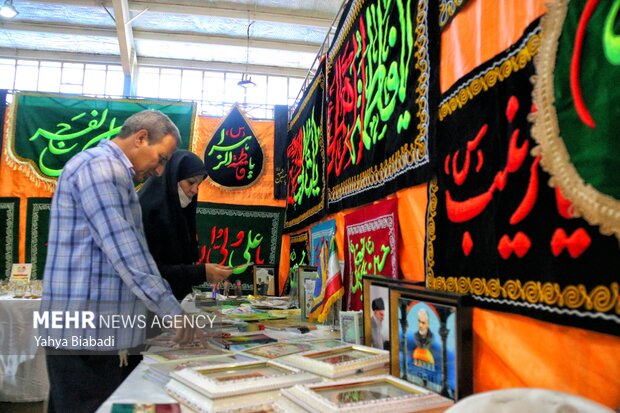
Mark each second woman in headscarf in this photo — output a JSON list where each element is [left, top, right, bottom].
[[139, 149, 231, 299]]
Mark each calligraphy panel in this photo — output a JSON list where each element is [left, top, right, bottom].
[[428, 19, 620, 336], [531, 0, 620, 240], [344, 199, 399, 311], [25, 198, 51, 280], [309, 219, 337, 268], [203, 105, 264, 188], [326, 0, 440, 211], [7, 92, 196, 190], [289, 230, 311, 270], [0, 198, 19, 279], [284, 59, 327, 232], [195, 202, 284, 294]]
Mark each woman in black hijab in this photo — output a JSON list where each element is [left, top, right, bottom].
[[139, 150, 231, 299]]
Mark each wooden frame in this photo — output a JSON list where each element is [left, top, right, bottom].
[[278, 374, 453, 413], [170, 360, 319, 399], [362, 275, 423, 351], [389, 286, 472, 401], [297, 265, 318, 321], [253, 264, 276, 296], [281, 345, 389, 379]]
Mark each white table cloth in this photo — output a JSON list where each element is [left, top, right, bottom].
[[0, 295, 49, 402]]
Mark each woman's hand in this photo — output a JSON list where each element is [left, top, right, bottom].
[[205, 263, 233, 284]]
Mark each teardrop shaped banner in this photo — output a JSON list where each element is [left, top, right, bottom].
[[203, 105, 264, 188]]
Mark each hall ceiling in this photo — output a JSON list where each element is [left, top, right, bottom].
[[0, 0, 346, 81]]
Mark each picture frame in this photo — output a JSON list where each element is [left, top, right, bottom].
[[297, 265, 318, 321], [9, 263, 32, 283], [278, 374, 453, 413], [339, 311, 363, 344], [253, 264, 276, 296], [362, 275, 423, 351], [280, 344, 389, 378], [170, 360, 320, 399], [389, 286, 472, 401]]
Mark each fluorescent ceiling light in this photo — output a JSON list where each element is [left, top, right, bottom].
[[0, 0, 18, 19]]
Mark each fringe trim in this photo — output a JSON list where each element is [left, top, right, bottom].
[[530, 0, 620, 243], [3, 101, 57, 192]]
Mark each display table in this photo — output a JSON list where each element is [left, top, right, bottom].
[[96, 327, 340, 413], [0, 295, 49, 402]]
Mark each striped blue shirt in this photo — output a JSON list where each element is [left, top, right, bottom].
[[40, 140, 183, 350]]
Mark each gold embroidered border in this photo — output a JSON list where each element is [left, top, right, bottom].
[[530, 0, 620, 242], [426, 180, 620, 315], [439, 0, 465, 28], [328, 142, 427, 202], [427, 274, 620, 315], [439, 32, 541, 122]]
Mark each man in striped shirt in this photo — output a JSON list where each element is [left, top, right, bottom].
[[40, 110, 194, 412]]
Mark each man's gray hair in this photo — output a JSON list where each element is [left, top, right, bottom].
[[117, 110, 181, 146]]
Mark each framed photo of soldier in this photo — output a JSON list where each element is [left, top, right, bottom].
[[388, 286, 472, 401]]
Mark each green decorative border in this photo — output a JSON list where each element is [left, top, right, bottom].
[[26, 198, 52, 280]]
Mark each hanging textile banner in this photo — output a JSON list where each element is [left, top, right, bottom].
[[326, 0, 440, 212], [284, 58, 327, 232], [289, 230, 311, 270], [195, 202, 284, 294], [203, 105, 264, 189], [427, 19, 620, 336], [0, 197, 19, 279], [344, 198, 399, 311], [531, 0, 620, 241], [7, 92, 197, 191], [273, 104, 289, 200], [25, 197, 51, 280], [309, 219, 337, 267], [439, 0, 470, 29]]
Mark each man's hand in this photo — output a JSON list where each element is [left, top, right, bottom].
[[172, 314, 204, 346], [205, 263, 233, 284]]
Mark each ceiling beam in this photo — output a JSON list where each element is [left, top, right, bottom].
[[0, 22, 321, 53], [20, 0, 334, 27], [111, 0, 137, 96]]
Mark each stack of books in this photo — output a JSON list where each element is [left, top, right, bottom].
[[273, 375, 454, 413], [165, 360, 321, 413]]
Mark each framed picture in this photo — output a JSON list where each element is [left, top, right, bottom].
[[362, 275, 423, 351], [389, 286, 472, 401], [240, 341, 315, 359], [339, 311, 362, 344], [297, 265, 318, 321], [170, 360, 319, 399], [253, 265, 276, 296], [281, 345, 389, 378], [278, 374, 453, 413]]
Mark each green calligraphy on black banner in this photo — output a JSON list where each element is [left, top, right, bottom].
[[0, 198, 19, 280], [196, 202, 284, 294], [26, 198, 51, 280], [11, 93, 196, 180]]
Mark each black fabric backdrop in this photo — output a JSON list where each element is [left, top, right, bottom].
[[284, 59, 327, 233], [325, 0, 440, 212], [426, 19, 620, 336]]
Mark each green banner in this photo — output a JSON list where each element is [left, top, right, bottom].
[[10, 93, 196, 180], [26, 198, 52, 280], [196, 202, 284, 294], [0, 198, 19, 280]]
